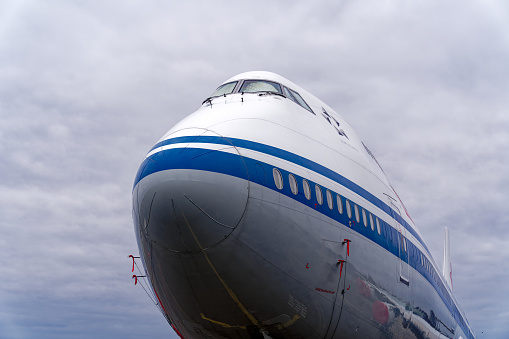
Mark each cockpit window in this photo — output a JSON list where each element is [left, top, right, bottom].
[[240, 80, 282, 94], [283, 87, 298, 104], [288, 88, 313, 113], [210, 81, 238, 97]]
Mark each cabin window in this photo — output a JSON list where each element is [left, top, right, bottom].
[[210, 81, 238, 97], [337, 195, 343, 214], [289, 174, 298, 195], [362, 209, 368, 227], [354, 204, 360, 223], [369, 213, 374, 231], [240, 80, 282, 94], [345, 199, 352, 218], [326, 190, 333, 209], [315, 185, 323, 205], [303, 179, 311, 200], [273, 168, 283, 189], [376, 217, 381, 235]]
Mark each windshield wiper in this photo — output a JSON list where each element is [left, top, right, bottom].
[[257, 91, 285, 98]]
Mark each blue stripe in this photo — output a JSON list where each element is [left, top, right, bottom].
[[134, 143, 473, 338], [145, 135, 429, 255]]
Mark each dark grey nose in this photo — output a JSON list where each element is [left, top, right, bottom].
[[133, 139, 250, 253]]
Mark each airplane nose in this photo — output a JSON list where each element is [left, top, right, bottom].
[[133, 134, 250, 253]]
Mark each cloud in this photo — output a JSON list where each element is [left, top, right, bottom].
[[1, 0, 508, 338]]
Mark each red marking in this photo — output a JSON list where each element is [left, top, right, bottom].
[[153, 289, 181, 337], [171, 323, 185, 339], [347, 285, 350, 290], [315, 287, 335, 294], [306, 263, 309, 269], [315, 203, 317, 208], [129, 255, 136, 272], [337, 260, 345, 278], [153, 289, 168, 315], [343, 239, 351, 256], [356, 278, 371, 297], [373, 301, 389, 324], [132, 274, 146, 286]]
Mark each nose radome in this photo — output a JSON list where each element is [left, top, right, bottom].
[[134, 134, 250, 253]]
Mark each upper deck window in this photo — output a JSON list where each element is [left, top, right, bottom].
[[240, 80, 282, 94], [210, 81, 238, 97]]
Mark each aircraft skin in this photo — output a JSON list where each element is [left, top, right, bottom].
[[132, 71, 475, 339]]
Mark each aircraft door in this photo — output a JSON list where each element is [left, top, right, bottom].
[[388, 200, 409, 285], [389, 199, 413, 326]]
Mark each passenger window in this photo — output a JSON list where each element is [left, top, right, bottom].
[[354, 204, 360, 223], [289, 174, 298, 195], [303, 179, 311, 200], [209, 81, 238, 97], [336, 195, 343, 214], [315, 185, 323, 205], [376, 217, 381, 235], [345, 200, 352, 218], [273, 168, 283, 189], [369, 213, 374, 231], [240, 80, 282, 94], [326, 190, 333, 209], [362, 209, 367, 227]]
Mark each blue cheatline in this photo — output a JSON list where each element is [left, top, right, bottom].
[[142, 135, 428, 254], [134, 144, 473, 338]]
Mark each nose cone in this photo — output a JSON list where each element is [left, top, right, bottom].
[[133, 135, 249, 252]]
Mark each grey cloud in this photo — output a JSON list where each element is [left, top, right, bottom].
[[1, 1, 508, 338]]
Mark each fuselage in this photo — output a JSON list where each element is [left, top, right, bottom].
[[132, 71, 475, 339]]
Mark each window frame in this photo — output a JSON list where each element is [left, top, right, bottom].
[[209, 81, 239, 98], [239, 80, 283, 95], [345, 199, 352, 219], [303, 179, 311, 200], [337, 195, 343, 214], [289, 173, 298, 195], [273, 168, 283, 190], [315, 184, 323, 205], [288, 88, 314, 114], [326, 190, 333, 209], [354, 204, 360, 223]]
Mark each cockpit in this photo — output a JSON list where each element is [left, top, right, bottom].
[[205, 79, 314, 114]]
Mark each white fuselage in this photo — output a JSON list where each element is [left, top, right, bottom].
[[132, 71, 475, 339]]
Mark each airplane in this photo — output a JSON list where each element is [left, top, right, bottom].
[[131, 71, 475, 339]]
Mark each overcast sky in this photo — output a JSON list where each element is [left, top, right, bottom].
[[1, 1, 508, 338]]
